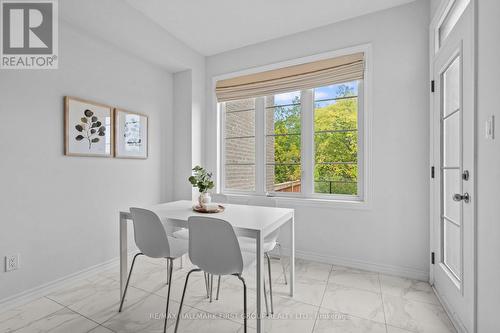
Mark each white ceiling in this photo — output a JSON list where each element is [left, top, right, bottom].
[[126, 0, 418, 56]]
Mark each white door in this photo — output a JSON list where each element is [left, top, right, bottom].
[[430, 1, 475, 332]]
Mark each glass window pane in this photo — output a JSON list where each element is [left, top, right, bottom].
[[439, 0, 470, 47], [225, 165, 255, 191], [444, 220, 461, 280], [266, 106, 301, 135], [314, 82, 358, 101], [315, 132, 358, 164], [314, 164, 358, 195], [443, 169, 461, 224], [225, 110, 255, 138], [265, 91, 302, 193], [314, 97, 358, 113], [266, 135, 301, 164], [225, 137, 255, 164], [443, 111, 460, 167], [314, 82, 359, 195], [443, 57, 460, 117], [266, 164, 301, 193], [225, 98, 255, 112], [266, 91, 301, 107], [223, 98, 256, 191], [314, 100, 358, 131]]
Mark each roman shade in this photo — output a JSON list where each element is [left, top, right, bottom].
[[216, 52, 364, 102]]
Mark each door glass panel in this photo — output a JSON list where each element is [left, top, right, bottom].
[[439, 0, 470, 47], [440, 53, 462, 282], [443, 57, 460, 117], [444, 220, 462, 280], [443, 169, 461, 224], [443, 111, 460, 167]]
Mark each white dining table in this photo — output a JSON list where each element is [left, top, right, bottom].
[[119, 200, 295, 333]]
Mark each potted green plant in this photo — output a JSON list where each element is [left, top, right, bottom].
[[188, 165, 215, 207]]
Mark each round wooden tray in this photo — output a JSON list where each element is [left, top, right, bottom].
[[192, 204, 225, 214]]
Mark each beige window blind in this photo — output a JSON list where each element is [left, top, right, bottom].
[[216, 52, 364, 102]]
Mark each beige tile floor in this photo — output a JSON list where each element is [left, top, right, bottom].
[[0, 256, 456, 333]]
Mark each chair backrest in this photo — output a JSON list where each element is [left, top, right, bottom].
[[130, 208, 170, 258], [211, 193, 228, 204], [188, 216, 243, 275], [247, 197, 280, 241]]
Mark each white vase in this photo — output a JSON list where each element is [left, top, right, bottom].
[[198, 192, 212, 207]]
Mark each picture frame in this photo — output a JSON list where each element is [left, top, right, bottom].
[[114, 108, 149, 159], [64, 96, 114, 157]]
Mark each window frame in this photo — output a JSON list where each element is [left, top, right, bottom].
[[433, 0, 471, 53], [214, 45, 372, 207]]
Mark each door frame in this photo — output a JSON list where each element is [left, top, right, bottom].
[[428, 0, 477, 332]]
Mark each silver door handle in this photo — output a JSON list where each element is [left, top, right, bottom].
[[453, 193, 470, 203]]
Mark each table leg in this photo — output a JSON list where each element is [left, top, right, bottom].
[[119, 212, 128, 301], [255, 230, 264, 333], [289, 215, 295, 297]]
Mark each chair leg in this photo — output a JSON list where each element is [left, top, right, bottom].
[[210, 274, 214, 303], [119, 252, 143, 312], [166, 260, 170, 285], [174, 268, 201, 333], [216, 275, 221, 300], [263, 276, 269, 316], [277, 243, 288, 285], [266, 252, 274, 314], [163, 258, 174, 333], [204, 273, 209, 298], [235, 274, 247, 333]]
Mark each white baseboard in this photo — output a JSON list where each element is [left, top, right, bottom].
[[285, 248, 429, 281], [0, 256, 121, 314]]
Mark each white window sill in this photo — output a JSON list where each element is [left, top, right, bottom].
[[222, 193, 371, 210]]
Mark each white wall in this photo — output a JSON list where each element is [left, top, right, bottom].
[[60, 0, 206, 202], [0, 0, 206, 302], [0, 23, 173, 300], [476, 0, 500, 330], [172, 68, 207, 201], [173, 70, 194, 200], [61, 0, 203, 73], [430, 0, 445, 18], [205, 0, 431, 279]]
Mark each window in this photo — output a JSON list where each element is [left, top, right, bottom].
[[220, 80, 364, 200], [314, 82, 359, 195], [266, 91, 302, 193], [217, 51, 367, 201]]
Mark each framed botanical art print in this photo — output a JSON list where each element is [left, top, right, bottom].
[[65, 96, 113, 157], [114, 109, 148, 159]]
